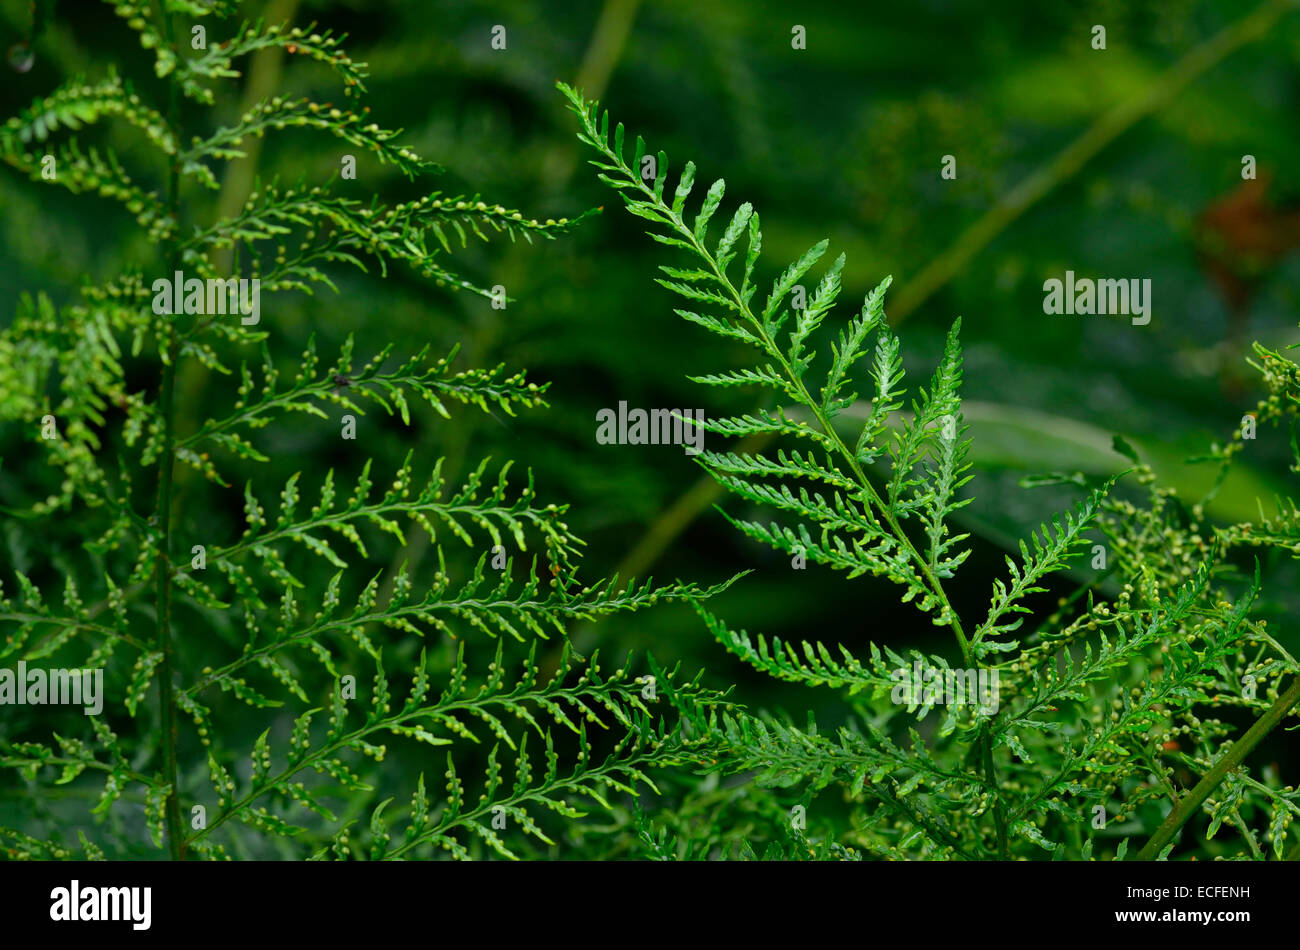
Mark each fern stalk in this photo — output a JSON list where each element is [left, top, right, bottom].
[[1134, 675, 1300, 861], [152, 0, 186, 861]]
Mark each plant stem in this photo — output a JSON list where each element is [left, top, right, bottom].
[[977, 732, 1009, 858], [153, 0, 186, 861], [1134, 675, 1300, 861], [888, 0, 1294, 322]]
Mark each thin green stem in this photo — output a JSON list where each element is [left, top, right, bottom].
[[152, 0, 186, 861], [1134, 675, 1300, 860], [888, 0, 1294, 323]]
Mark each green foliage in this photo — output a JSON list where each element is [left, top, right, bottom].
[[564, 81, 1300, 861], [0, 5, 735, 861], [4, 0, 1300, 866]]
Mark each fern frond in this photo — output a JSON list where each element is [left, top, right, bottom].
[[180, 182, 578, 303], [971, 480, 1116, 660], [697, 408, 835, 446], [823, 275, 891, 416], [992, 555, 1217, 761], [696, 447, 859, 492], [855, 323, 907, 463], [186, 647, 726, 858], [176, 458, 582, 609], [175, 336, 546, 483], [0, 7, 736, 866], [181, 96, 433, 188], [920, 411, 974, 579], [560, 81, 973, 631], [178, 19, 369, 104], [1005, 561, 1265, 828], [182, 567, 739, 702], [0, 72, 174, 155], [693, 601, 955, 703], [701, 709, 986, 857], [885, 318, 965, 519], [2, 139, 173, 241]]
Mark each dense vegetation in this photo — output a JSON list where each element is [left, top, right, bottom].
[[2, 0, 1299, 860]]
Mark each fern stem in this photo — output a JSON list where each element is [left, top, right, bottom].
[[1134, 675, 1300, 861], [976, 734, 1009, 858], [888, 0, 1295, 324], [152, 0, 186, 861]]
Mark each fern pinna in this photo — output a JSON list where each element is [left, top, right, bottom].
[[562, 82, 1300, 861], [0, 2, 734, 861]]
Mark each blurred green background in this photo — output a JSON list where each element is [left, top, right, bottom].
[[3, 0, 1300, 854]]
